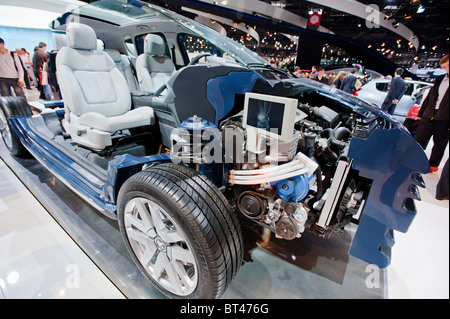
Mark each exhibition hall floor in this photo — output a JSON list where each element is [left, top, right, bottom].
[[0, 140, 448, 299]]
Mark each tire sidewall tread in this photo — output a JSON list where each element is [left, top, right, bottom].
[[117, 163, 243, 299]]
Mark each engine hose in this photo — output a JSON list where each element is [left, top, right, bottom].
[[334, 127, 351, 141], [321, 128, 348, 150], [311, 107, 333, 122], [314, 163, 324, 199], [303, 132, 317, 158], [306, 165, 324, 210]]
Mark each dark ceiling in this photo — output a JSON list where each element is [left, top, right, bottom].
[[145, 0, 448, 64], [279, 0, 449, 61]]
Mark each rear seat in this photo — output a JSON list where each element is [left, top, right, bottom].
[[105, 49, 139, 91]]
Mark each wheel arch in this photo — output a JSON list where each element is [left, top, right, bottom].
[[104, 153, 174, 215]]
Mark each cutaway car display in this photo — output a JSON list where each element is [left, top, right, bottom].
[[0, 0, 430, 299]]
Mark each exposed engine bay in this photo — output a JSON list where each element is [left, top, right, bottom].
[[222, 97, 373, 240], [171, 92, 373, 241]]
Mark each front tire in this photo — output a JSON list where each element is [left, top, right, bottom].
[[117, 163, 243, 299]]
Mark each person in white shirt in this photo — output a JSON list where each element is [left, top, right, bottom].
[[0, 38, 26, 99], [18, 48, 37, 87]]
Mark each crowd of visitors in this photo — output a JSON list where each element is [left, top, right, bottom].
[[0, 37, 54, 103]]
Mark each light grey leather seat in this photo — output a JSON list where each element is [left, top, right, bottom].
[[56, 23, 155, 151], [136, 34, 176, 93], [104, 49, 139, 91]]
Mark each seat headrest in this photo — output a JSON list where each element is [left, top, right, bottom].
[[104, 49, 122, 63], [144, 34, 167, 56], [66, 23, 98, 51]]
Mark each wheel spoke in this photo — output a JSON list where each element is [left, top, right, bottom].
[[164, 257, 185, 295], [147, 201, 167, 233], [133, 198, 154, 230], [170, 258, 195, 290], [152, 251, 167, 279], [138, 245, 157, 268], [167, 246, 196, 290], [146, 203, 181, 243], [169, 245, 195, 264], [125, 213, 149, 235], [126, 227, 150, 246]]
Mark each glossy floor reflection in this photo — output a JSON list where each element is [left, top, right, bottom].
[[386, 142, 449, 299], [0, 157, 124, 299]]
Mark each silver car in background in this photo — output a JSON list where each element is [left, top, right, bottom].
[[357, 79, 431, 123]]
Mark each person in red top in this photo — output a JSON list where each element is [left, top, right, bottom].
[[33, 42, 52, 100]]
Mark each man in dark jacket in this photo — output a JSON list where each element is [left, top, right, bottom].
[[312, 67, 329, 85], [33, 42, 52, 100], [340, 69, 357, 93], [381, 68, 407, 115], [414, 54, 449, 173]]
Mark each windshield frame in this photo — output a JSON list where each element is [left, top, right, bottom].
[[145, 3, 269, 68], [56, 0, 268, 68]]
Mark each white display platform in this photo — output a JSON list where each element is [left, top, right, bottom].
[[0, 159, 124, 299], [387, 143, 449, 299]]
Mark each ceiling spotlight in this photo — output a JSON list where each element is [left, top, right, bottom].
[[417, 5, 425, 13]]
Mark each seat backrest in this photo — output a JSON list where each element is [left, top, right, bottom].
[[136, 34, 175, 92], [56, 23, 131, 118], [105, 49, 139, 91]]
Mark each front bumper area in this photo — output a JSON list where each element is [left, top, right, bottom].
[[348, 126, 429, 268]]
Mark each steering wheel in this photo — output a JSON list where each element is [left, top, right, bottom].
[[188, 53, 212, 66]]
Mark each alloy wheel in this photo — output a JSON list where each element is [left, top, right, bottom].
[[123, 197, 198, 296]]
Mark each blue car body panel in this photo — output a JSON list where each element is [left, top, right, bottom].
[[206, 71, 261, 124], [347, 126, 429, 267]]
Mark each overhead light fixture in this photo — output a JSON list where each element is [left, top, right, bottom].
[[417, 5, 425, 13], [271, 1, 286, 8]]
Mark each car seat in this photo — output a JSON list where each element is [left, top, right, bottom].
[[104, 49, 139, 91], [136, 34, 176, 93], [56, 23, 155, 151]]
